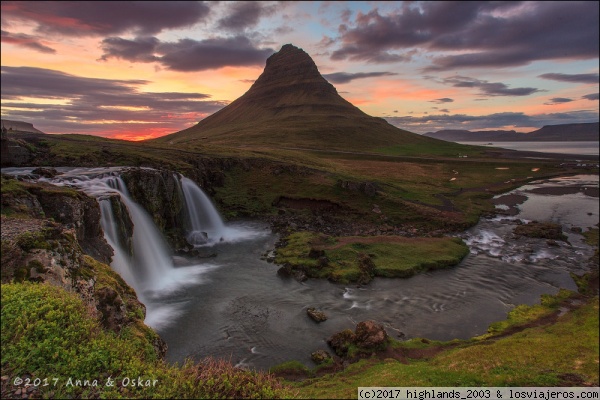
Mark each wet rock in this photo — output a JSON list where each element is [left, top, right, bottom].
[[276, 265, 307, 282], [547, 239, 560, 247], [355, 320, 388, 349], [570, 226, 583, 233], [31, 167, 59, 178], [306, 307, 327, 322], [311, 349, 332, 364], [188, 231, 209, 245]]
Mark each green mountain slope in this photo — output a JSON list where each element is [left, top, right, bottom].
[[153, 44, 465, 155]]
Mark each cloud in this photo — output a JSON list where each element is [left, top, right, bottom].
[[583, 93, 599, 101], [331, 2, 599, 69], [0, 1, 210, 37], [544, 97, 573, 105], [539, 73, 599, 84], [100, 35, 274, 71], [384, 110, 599, 134], [442, 76, 541, 97], [430, 98, 454, 104], [99, 36, 160, 63], [0, 30, 56, 53], [217, 1, 280, 32], [322, 71, 398, 84], [0, 66, 227, 137]]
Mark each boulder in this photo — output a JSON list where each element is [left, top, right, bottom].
[[311, 350, 332, 364], [306, 307, 327, 322], [355, 320, 388, 349], [327, 329, 356, 357], [32, 167, 59, 178]]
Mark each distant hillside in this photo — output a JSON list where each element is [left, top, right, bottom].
[[1, 119, 45, 134], [424, 122, 598, 142], [423, 130, 522, 142]]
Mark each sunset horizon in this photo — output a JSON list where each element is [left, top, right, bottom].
[[1, 1, 598, 141]]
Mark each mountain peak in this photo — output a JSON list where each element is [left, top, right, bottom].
[[248, 43, 336, 99], [157, 44, 433, 152]]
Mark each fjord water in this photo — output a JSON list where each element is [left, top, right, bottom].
[[2, 167, 597, 370], [457, 141, 600, 156]]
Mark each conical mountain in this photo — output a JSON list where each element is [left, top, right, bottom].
[[156, 44, 441, 151]]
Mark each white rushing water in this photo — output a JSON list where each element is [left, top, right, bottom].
[[179, 176, 227, 245]]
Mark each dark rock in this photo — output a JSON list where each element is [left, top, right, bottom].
[[356, 252, 375, 285], [308, 248, 325, 259], [337, 180, 380, 197], [327, 329, 356, 357], [31, 167, 59, 178], [570, 226, 583, 233], [547, 239, 560, 247], [188, 231, 209, 245], [311, 350, 332, 364], [514, 221, 568, 241], [35, 189, 113, 264], [354, 320, 388, 349], [317, 256, 329, 268], [306, 307, 327, 322]]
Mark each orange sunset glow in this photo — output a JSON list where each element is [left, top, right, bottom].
[[1, 1, 598, 139]]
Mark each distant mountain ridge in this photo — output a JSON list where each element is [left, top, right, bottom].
[[1, 119, 45, 134], [153, 44, 446, 152], [424, 122, 599, 142]]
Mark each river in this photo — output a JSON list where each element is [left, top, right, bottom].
[[457, 141, 599, 156], [154, 175, 598, 370], [2, 168, 598, 371]]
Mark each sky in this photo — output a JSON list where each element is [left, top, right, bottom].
[[1, 1, 598, 141]]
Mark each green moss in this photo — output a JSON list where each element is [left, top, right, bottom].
[[582, 227, 599, 246], [274, 232, 469, 283], [16, 230, 51, 251], [1, 174, 29, 196], [270, 360, 311, 376], [1, 282, 292, 399]]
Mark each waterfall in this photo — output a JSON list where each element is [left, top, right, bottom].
[[106, 177, 177, 292], [99, 198, 137, 291], [30, 169, 218, 328], [4, 166, 265, 328], [179, 176, 226, 245]]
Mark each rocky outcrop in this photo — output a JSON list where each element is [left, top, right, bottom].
[[354, 320, 389, 349], [31, 187, 113, 264], [337, 180, 380, 197], [0, 177, 167, 357], [0, 138, 35, 166], [108, 194, 134, 256], [327, 320, 390, 358], [327, 329, 356, 357], [120, 168, 188, 250], [311, 350, 332, 365]]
